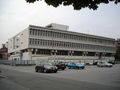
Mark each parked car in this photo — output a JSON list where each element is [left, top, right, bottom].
[[67, 63, 85, 69], [107, 60, 115, 64], [93, 61, 98, 65], [97, 61, 112, 67], [53, 62, 66, 70], [63, 62, 69, 66], [56, 62, 66, 70], [35, 63, 58, 73], [85, 62, 93, 65]]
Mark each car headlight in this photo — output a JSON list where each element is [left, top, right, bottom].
[[56, 66, 58, 69]]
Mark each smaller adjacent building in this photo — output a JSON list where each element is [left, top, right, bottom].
[[0, 43, 8, 60]]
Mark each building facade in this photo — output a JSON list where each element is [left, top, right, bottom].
[[8, 23, 116, 62]]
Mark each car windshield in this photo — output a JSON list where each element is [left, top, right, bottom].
[[69, 63, 75, 65], [99, 61, 108, 64], [76, 63, 81, 64], [41, 62, 53, 66], [104, 62, 110, 64]]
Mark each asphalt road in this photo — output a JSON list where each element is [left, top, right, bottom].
[[0, 65, 120, 90]]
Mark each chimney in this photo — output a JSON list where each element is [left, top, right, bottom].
[[2, 44, 6, 48]]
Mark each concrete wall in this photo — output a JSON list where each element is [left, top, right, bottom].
[[19, 28, 29, 50], [8, 38, 14, 53], [8, 28, 29, 53], [22, 52, 30, 60]]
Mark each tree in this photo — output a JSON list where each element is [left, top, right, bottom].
[[115, 47, 120, 61], [26, 0, 120, 10], [115, 39, 120, 61]]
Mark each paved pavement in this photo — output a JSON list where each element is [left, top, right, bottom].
[[0, 78, 29, 90], [0, 64, 120, 90], [0, 66, 120, 90]]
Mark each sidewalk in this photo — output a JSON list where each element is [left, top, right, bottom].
[[0, 64, 35, 73], [0, 76, 29, 90]]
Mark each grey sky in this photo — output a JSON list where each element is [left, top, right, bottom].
[[0, 0, 120, 47]]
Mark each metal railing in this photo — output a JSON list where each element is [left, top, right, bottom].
[[0, 59, 35, 66], [0, 59, 118, 66]]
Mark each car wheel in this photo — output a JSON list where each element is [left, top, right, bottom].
[[62, 68, 65, 70], [109, 65, 112, 67], [68, 67, 71, 69], [77, 67, 80, 69], [38, 68, 43, 73], [54, 70, 57, 73], [35, 68, 38, 72], [43, 69, 47, 73], [81, 67, 84, 69]]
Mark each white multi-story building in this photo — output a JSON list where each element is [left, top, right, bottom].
[[8, 23, 116, 62]]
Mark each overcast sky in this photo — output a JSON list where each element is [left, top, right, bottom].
[[0, 0, 120, 48]]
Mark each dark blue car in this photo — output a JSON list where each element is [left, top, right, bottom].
[[67, 63, 85, 69]]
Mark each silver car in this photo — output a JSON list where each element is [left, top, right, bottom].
[[97, 61, 112, 67]]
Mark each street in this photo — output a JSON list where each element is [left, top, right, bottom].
[[0, 64, 120, 90]]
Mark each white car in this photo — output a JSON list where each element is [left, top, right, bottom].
[[97, 61, 112, 67]]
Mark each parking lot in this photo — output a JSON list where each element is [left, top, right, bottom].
[[43, 65, 120, 87], [0, 64, 120, 87]]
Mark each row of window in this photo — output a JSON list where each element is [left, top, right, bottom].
[[29, 38, 115, 51], [32, 49, 51, 55], [29, 29, 114, 45], [31, 49, 113, 56]]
